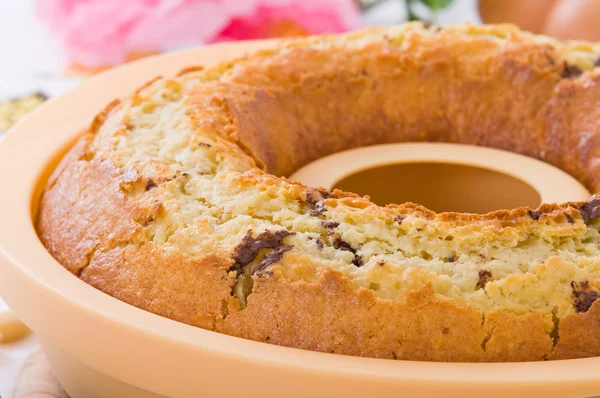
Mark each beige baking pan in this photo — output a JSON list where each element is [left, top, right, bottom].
[[1, 40, 599, 398]]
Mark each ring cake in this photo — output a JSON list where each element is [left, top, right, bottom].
[[38, 23, 600, 362]]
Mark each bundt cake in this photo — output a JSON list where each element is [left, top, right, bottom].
[[37, 23, 600, 362]]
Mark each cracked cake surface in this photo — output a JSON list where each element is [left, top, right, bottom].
[[37, 22, 600, 361]]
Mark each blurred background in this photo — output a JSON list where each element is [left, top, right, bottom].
[[1, 0, 479, 133], [1, 0, 600, 396]]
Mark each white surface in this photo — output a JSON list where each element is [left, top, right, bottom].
[[0, 1, 79, 101], [0, 299, 39, 398], [0, 1, 479, 397]]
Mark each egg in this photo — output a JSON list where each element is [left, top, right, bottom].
[[478, 0, 557, 34], [543, 0, 600, 41], [478, 0, 600, 41]]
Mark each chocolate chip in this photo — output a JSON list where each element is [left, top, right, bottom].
[[316, 238, 324, 250], [308, 235, 325, 250], [253, 245, 293, 275], [595, 55, 600, 68], [579, 198, 600, 222], [228, 263, 243, 275], [528, 210, 541, 220], [305, 189, 330, 216], [352, 255, 364, 267], [145, 179, 157, 191], [333, 238, 363, 267], [561, 62, 583, 79], [394, 215, 405, 224], [305, 189, 330, 205], [476, 270, 492, 290], [571, 280, 600, 313], [310, 202, 326, 216], [322, 220, 339, 229], [565, 213, 575, 224], [334, 238, 354, 252], [229, 229, 294, 273]]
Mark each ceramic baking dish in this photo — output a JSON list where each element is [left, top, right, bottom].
[[1, 40, 600, 398]]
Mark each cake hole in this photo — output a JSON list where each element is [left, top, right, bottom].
[[333, 162, 541, 213]]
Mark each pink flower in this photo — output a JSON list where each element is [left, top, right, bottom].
[[36, 0, 362, 68], [217, 0, 362, 41]]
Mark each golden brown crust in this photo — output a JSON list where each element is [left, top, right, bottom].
[[38, 140, 143, 274], [220, 271, 485, 361], [217, 270, 564, 362], [36, 23, 600, 362], [79, 243, 233, 330], [224, 34, 566, 179], [544, 73, 600, 191], [176, 65, 204, 76], [552, 300, 600, 359], [90, 99, 121, 134]]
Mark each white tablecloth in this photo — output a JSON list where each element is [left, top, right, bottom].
[[0, 299, 39, 398]]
